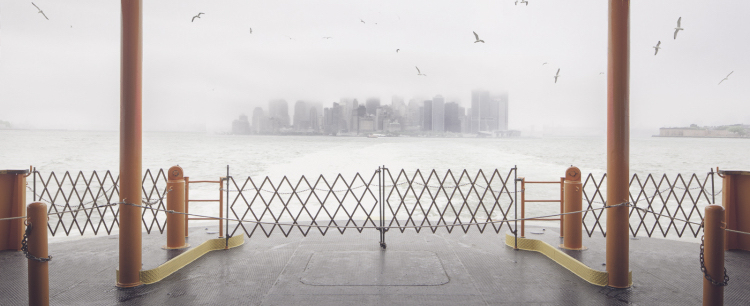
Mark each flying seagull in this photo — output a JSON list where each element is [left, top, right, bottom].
[[554, 68, 561, 83], [521, 0, 529, 5], [473, 31, 485, 43], [542, 62, 548, 65], [599, 72, 604, 75], [192, 12, 204, 22], [653, 41, 661, 55], [674, 17, 683, 39], [323, 36, 332, 39], [31, 2, 49, 20], [360, 19, 365, 24], [416, 66, 426, 76], [249, 28, 253, 34], [396, 49, 400, 53], [718, 71, 733, 85]]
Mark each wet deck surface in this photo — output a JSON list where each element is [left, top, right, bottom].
[[2, 225, 750, 305]]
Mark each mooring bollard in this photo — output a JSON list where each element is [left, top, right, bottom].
[[166, 166, 188, 249], [26, 202, 50, 306], [562, 167, 583, 250], [703, 204, 726, 306]]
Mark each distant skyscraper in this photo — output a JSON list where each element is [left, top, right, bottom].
[[432, 95, 445, 133], [471, 90, 489, 133], [268, 99, 290, 128], [252, 107, 265, 134], [309, 107, 319, 132], [494, 93, 509, 131], [422, 100, 432, 131], [232, 114, 250, 135], [444, 102, 461, 133], [391, 96, 406, 117], [365, 98, 380, 116], [293, 100, 309, 130]]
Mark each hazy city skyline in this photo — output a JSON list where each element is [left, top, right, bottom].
[[1, 1, 749, 134]]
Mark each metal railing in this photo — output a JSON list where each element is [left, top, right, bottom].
[[519, 177, 564, 238], [184, 176, 224, 238], [225, 167, 519, 243], [581, 170, 716, 238]]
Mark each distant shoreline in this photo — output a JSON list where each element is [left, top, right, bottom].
[[652, 135, 748, 139]]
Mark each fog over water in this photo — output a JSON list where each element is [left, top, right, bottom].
[[1, 1, 749, 133]]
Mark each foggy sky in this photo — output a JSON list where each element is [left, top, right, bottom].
[[1, 1, 748, 133]]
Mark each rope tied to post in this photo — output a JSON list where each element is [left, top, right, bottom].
[[699, 235, 728, 286], [21, 221, 52, 262]]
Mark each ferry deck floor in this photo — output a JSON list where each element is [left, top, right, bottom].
[[2, 225, 749, 305]]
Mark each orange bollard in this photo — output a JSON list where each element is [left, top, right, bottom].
[[562, 167, 584, 250], [703, 205, 725, 306], [0, 169, 28, 251], [27, 202, 49, 306], [165, 166, 188, 249]]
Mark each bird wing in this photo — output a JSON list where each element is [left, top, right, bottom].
[[727, 71, 734, 78], [657, 41, 661, 47], [32, 2, 40, 10], [719, 79, 724, 85], [654, 48, 658, 55], [250, 28, 253, 33], [473, 31, 479, 41], [556, 68, 560, 75], [396, 49, 399, 52], [674, 29, 678, 39], [416, 66, 421, 74], [192, 16, 197, 22], [677, 17, 681, 27], [41, 11, 48, 20]]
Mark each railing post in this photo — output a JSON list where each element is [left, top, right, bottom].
[[560, 176, 565, 238], [0, 169, 28, 251], [563, 167, 584, 250], [184, 176, 190, 237], [520, 177, 526, 238], [703, 204, 725, 306], [27, 202, 49, 306], [166, 166, 188, 249], [219, 177, 224, 238]]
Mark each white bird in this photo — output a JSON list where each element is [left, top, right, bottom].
[[599, 72, 604, 75], [521, 0, 529, 6], [674, 17, 683, 39], [323, 37, 332, 39], [192, 12, 204, 22], [249, 28, 253, 34], [360, 19, 366, 24], [396, 49, 400, 53], [31, 2, 49, 20], [653, 41, 661, 55], [554, 68, 561, 83], [515, 0, 518, 5], [718, 71, 733, 85], [542, 62, 548, 65], [416, 66, 426, 76], [473, 31, 485, 43]]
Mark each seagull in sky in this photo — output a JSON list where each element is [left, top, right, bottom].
[[323, 37, 332, 39], [396, 49, 400, 53], [249, 28, 253, 34], [718, 71, 733, 85], [31, 3, 49, 20], [360, 19, 366, 24], [542, 62, 548, 65], [653, 41, 661, 55], [599, 72, 604, 75], [674, 17, 683, 39], [192, 12, 204, 22], [520, 0, 529, 6], [554, 68, 561, 83], [473, 31, 485, 43], [416, 66, 426, 76]]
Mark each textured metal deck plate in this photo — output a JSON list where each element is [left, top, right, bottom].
[[300, 251, 449, 286]]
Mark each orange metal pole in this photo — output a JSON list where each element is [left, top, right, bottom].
[[219, 178, 224, 238], [166, 166, 187, 249], [520, 178, 526, 238], [184, 176, 190, 237], [703, 204, 725, 306], [118, 0, 143, 288], [27, 202, 49, 306], [563, 167, 583, 250], [606, 0, 630, 288], [560, 177, 565, 238], [0, 170, 28, 251]]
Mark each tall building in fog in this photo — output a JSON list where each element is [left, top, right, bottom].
[[232, 114, 250, 135], [431, 95, 445, 133], [444, 102, 462, 133], [293, 100, 309, 130], [252, 107, 265, 134], [422, 100, 432, 131], [365, 98, 380, 116], [470, 90, 509, 132], [309, 107, 319, 132], [494, 93, 509, 131], [268, 99, 290, 128]]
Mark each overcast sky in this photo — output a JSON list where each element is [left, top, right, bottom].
[[1, 1, 748, 133]]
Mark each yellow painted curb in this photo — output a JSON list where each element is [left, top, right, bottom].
[[505, 233, 632, 287], [117, 235, 244, 285]]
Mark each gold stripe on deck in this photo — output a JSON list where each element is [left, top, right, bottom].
[[117, 235, 244, 285], [505, 233, 632, 287]]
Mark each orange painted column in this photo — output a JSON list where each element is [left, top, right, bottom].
[[184, 176, 190, 237], [563, 167, 583, 250], [703, 204, 725, 306], [166, 166, 188, 249], [606, 0, 631, 288], [27, 202, 49, 306], [117, 0, 143, 288], [719, 170, 750, 251], [0, 170, 28, 251]]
